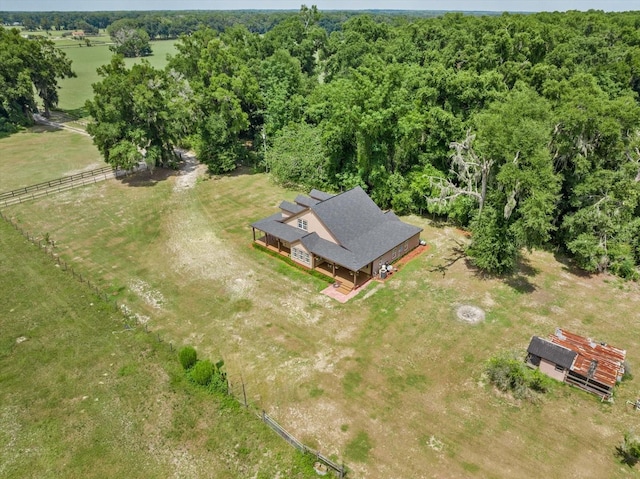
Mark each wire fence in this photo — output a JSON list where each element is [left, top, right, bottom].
[[0, 206, 348, 478], [262, 411, 346, 478]]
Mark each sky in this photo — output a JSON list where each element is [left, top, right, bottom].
[[0, 0, 637, 13]]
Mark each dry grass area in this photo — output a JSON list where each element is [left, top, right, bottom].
[[5, 164, 640, 478]]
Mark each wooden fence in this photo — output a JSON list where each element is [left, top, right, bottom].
[[0, 164, 146, 207]]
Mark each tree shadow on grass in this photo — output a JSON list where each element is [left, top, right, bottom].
[[553, 251, 594, 279], [118, 166, 178, 187], [462, 254, 538, 294], [503, 256, 539, 294], [428, 239, 466, 277], [615, 446, 639, 467]]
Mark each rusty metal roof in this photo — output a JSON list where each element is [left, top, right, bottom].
[[549, 328, 626, 388]]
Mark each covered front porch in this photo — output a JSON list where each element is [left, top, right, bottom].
[[253, 233, 291, 256], [314, 257, 371, 294]]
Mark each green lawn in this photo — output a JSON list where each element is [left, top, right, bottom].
[[0, 214, 319, 479], [0, 127, 103, 192], [3, 163, 639, 478], [56, 39, 178, 112]]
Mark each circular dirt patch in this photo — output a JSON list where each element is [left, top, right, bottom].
[[456, 305, 485, 324]]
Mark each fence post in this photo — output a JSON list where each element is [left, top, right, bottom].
[[242, 378, 248, 407]]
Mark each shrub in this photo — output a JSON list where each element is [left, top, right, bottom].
[[178, 346, 197, 370], [617, 430, 640, 466], [485, 351, 554, 401], [191, 359, 215, 386]]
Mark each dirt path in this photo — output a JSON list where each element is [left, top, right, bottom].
[[33, 114, 91, 137], [173, 149, 206, 192]]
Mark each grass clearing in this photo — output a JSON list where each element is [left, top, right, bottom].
[[0, 127, 103, 192], [56, 39, 178, 112], [3, 158, 640, 478], [0, 217, 319, 479]]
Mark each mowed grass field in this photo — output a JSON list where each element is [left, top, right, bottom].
[[0, 126, 104, 192], [55, 38, 178, 112], [3, 129, 640, 478], [0, 205, 319, 478]]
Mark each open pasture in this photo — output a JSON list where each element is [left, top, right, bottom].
[[0, 127, 103, 192], [0, 214, 318, 479], [4, 157, 640, 478], [55, 39, 178, 112]]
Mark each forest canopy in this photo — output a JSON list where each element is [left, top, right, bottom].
[[4, 7, 640, 277]]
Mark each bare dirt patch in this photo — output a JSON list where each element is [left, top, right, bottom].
[[456, 304, 486, 324]]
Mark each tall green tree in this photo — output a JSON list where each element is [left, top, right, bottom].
[[108, 19, 152, 58], [86, 56, 190, 169], [0, 27, 74, 127], [169, 29, 260, 174], [466, 85, 560, 273], [265, 122, 328, 189]]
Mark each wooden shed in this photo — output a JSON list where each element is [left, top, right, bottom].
[[526, 328, 626, 400]]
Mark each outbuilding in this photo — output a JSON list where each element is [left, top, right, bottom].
[[526, 328, 626, 400]]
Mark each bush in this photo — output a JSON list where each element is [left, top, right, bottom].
[[485, 351, 554, 401], [178, 346, 197, 370], [617, 431, 640, 466], [191, 359, 215, 386]]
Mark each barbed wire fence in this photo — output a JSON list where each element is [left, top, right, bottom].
[[0, 208, 347, 477]]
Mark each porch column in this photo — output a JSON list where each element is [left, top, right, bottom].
[[277, 239, 281, 252], [252, 227, 256, 242], [332, 263, 336, 278]]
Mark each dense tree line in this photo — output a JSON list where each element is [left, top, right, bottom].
[[0, 9, 443, 38], [4, 7, 640, 277]]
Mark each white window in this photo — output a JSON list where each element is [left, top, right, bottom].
[[292, 247, 310, 265], [392, 247, 397, 259], [404, 241, 409, 252], [554, 364, 564, 372], [297, 218, 308, 231]]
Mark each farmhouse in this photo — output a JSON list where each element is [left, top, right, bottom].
[[71, 30, 85, 39], [526, 328, 626, 400], [251, 186, 423, 293]]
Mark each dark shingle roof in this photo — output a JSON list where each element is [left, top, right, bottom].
[[311, 187, 384, 247], [309, 187, 422, 269], [301, 233, 356, 267], [252, 186, 422, 271], [294, 195, 319, 208], [251, 213, 307, 243], [527, 336, 577, 370], [309, 189, 335, 201], [279, 200, 305, 215]]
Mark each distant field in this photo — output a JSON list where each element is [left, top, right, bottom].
[[0, 126, 103, 192], [0, 210, 319, 478], [56, 39, 178, 112], [4, 160, 640, 478]]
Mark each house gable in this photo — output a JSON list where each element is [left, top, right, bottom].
[[283, 209, 338, 244]]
